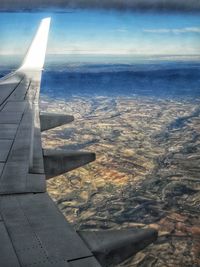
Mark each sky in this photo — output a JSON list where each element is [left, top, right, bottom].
[[1, 0, 200, 12], [0, 10, 200, 56]]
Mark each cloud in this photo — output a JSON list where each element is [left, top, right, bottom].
[[143, 27, 200, 34], [115, 28, 128, 33], [0, 0, 200, 12]]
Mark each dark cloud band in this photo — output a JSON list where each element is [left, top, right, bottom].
[[0, 0, 200, 12]]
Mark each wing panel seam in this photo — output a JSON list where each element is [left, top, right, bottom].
[[0, 107, 26, 183], [0, 199, 22, 267], [15, 196, 50, 262], [24, 80, 32, 100], [0, 76, 25, 107]]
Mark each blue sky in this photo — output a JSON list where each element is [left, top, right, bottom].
[[0, 10, 200, 56]]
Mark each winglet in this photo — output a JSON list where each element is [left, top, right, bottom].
[[18, 17, 51, 71]]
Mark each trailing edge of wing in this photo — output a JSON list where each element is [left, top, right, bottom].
[[18, 17, 51, 71]]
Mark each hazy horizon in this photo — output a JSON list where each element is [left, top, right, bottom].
[[1, 53, 200, 68]]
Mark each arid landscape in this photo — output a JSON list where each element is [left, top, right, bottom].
[[41, 95, 200, 267], [1, 4, 200, 266]]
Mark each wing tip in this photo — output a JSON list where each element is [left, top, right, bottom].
[[18, 17, 51, 72], [42, 17, 51, 24]]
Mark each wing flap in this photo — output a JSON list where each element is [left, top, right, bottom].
[[29, 104, 45, 174], [0, 124, 18, 139], [8, 78, 31, 101], [2, 101, 27, 112], [0, 103, 46, 194], [0, 111, 23, 124]]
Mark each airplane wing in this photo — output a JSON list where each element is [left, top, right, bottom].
[[0, 18, 157, 267]]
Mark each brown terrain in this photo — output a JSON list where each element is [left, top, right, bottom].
[[41, 95, 200, 267]]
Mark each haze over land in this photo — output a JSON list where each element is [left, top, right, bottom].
[[1, 53, 200, 267], [20, 56, 200, 266]]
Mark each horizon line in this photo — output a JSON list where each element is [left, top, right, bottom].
[[1, 53, 200, 57]]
